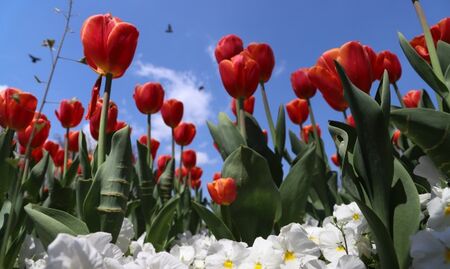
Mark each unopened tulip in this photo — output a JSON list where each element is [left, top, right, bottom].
[[157, 155, 172, 172], [174, 122, 196, 146], [89, 99, 118, 140], [392, 130, 401, 147], [244, 43, 275, 82], [331, 154, 340, 167], [301, 124, 321, 143], [0, 88, 37, 131], [55, 99, 84, 128], [309, 41, 374, 111], [207, 177, 237, 205], [231, 96, 255, 116], [182, 149, 196, 169], [190, 166, 203, 180], [286, 99, 309, 125], [346, 115, 355, 128], [133, 82, 165, 114], [53, 148, 65, 167], [215, 34, 243, 63], [161, 99, 183, 128], [176, 167, 188, 180], [410, 18, 450, 62], [18, 113, 51, 148], [20, 145, 43, 163], [403, 90, 422, 108], [191, 178, 201, 189], [114, 121, 127, 132], [138, 135, 160, 160], [81, 14, 139, 78], [374, 51, 402, 83], [44, 140, 59, 157], [262, 129, 268, 143], [290, 68, 317, 99], [219, 53, 260, 99], [213, 172, 221, 181], [67, 131, 80, 152]]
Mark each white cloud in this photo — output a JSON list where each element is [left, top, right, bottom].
[[0, 85, 7, 91], [196, 151, 218, 166], [206, 44, 216, 64], [82, 123, 97, 151], [274, 60, 286, 77], [134, 61, 213, 142]]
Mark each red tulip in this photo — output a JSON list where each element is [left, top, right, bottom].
[[215, 34, 243, 63], [262, 129, 268, 143], [52, 148, 65, 167], [138, 135, 160, 160], [44, 140, 60, 157], [20, 145, 43, 163], [346, 115, 355, 128], [89, 99, 118, 140], [286, 99, 309, 125], [231, 96, 255, 117], [81, 13, 139, 78], [176, 167, 188, 180], [55, 99, 84, 128], [410, 17, 450, 62], [244, 43, 275, 83], [161, 99, 183, 128], [374, 51, 402, 83], [67, 131, 80, 152], [219, 53, 260, 99], [182, 149, 196, 169], [392, 130, 401, 147], [309, 41, 374, 111], [189, 166, 203, 180], [213, 172, 221, 181], [190, 178, 201, 189], [0, 88, 37, 131], [207, 177, 237, 206], [301, 124, 321, 143], [290, 68, 317, 99], [364, 45, 378, 78], [18, 113, 51, 148], [403, 90, 422, 108], [133, 82, 165, 114], [157, 154, 172, 172], [331, 154, 340, 167], [174, 122, 196, 146], [114, 121, 127, 132]]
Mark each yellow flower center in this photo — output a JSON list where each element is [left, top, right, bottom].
[[254, 262, 262, 269], [444, 205, 450, 216], [353, 213, 360, 221], [224, 260, 233, 268], [446, 248, 450, 263], [336, 245, 346, 252], [284, 251, 295, 261]]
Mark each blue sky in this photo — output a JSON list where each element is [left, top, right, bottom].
[[0, 0, 449, 195]]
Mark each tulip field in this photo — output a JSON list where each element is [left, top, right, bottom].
[[1, 0, 450, 268]]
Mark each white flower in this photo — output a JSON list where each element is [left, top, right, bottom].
[[82, 232, 123, 260], [319, 224, 358, 263], [170, 245, 195, 265], [125, 252, 187, 269], [268, 223, 320, 267], [333, 202, 366, 234], [326, 255, 365, 269], [410, 227, 450, 268], [413, 156, 446, 187], [205, 239, 249, 268], [19, 234, 46, 268], [239, 237, 283, 269], [427, 187, 450, 230], [25, 257, 47, 269], [116, 218, 135, 253]]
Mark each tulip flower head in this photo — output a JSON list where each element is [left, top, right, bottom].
[[138, 135, 160, 160], [286, 99, 309, 126], [81, 13, 139, 78], [161, 99, 184, 128], [213, 172, 221, 181], [182, 149, 196, 169], [55, 99, 84, 129], [346, 115, 355, 128], [244, 42, 275, 83], [331, 154, 340, 167], [190, 166, 203, 180], [133, 82, 165, 114], [403, 90, 422, 108], [219, 53, 260, 99], [157, 155, 172, 172], [290, 68, 317, 99], [174, 122, 196, 146], [20, 145, 44, 163], [0, 87, 37, 131], [207, 177, 237, 206], [230, 96, 255, 117], [301, 124, 321, 144], [89, 99, 118, 140], [191, 178, 201, 189], [392, 130, 401, 148], [18, 113, 51, 149], [44, 140, 60, 157], [410, 17, 450, 62], [215, 34, 244, 63], [374, 51, 402, 83], [67, 131, 80, 152]]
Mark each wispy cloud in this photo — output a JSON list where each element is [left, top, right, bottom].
[[274, 60, 286, 77], [0, 85, 8, 91], [134, 61, 213, 142], [196, 151, 218, 166], [206, 43, 216, 64]]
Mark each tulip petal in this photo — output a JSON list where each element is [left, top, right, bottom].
[[106, 22, 139, 78], [338, 41, 373, 93]]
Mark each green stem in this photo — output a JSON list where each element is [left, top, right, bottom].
[[97, 73, 113, 165], [178, 145, 184, 185], [307, 99, 321, 148], [221, 205, 233, 232], [393, 82, 405, 107], [260, 82, 276, 146], [146, 114, 153, 169], [237, 97, 247, 141], [63, 127, 69, 178]]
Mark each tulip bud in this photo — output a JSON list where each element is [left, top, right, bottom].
[[219, 53, 260, 99], [215, 34, 243, 63], [138, 135, 160, 160], [392, 130, 401, 148], [244, 43, 275, 83], [189, 166, 203, 180], [262, 129, 268, 144], [301, 124, 321, 144], [133, 82, 165, 114], [191, 178, 201, 189], [290, 68, 317, 99], [286, 99, 309, 125], [114, 121, 128, 132], [52, 148, 65, 167], [207, 177, 237, 205], [403, 90, 422, 108], [176, 167, 188, 180], [89, 99, 118, 140], [231, 96, 255, 117], [213, 172, 221, 181], [18, 113, 51, 148], [346, 115, 355, 128], [0, 88, 37, 131], [55, 99, 84, 128], [374, 51, 402, 83], [182, 149, 196, 169], [20, 145, 44, 163], [157, 155, 172, 172], [410, 19, 445, 62], [161, 99, 183, 128], [331, 154, 340, 167], [174, 122, 196, 146], [67, 131, 80, 152], [81, 14, 139, 78], [44, 140, 60, 157]]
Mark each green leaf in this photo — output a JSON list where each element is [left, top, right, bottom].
[[289, 130, 308, 156], [392, 158, 421, 269], [391, 108, 450, 178], [380, 71, 391, 124], [398, 33, 449, 101], [275, 105, 286, 156], [191, 201, 234, 240], [61, 155, 80, 187], [146, 196, 180, 251], [158, 159, 175, 203], [336, 61, 393, 228], [279, 145, 316, 226], [0, 129, 15, 200], [23, 152, 50, 203], [221, 146, 281, 244], [75, 177, 92, 218], [437, 41, 450, 75], [419, 89, 436, 109], [78, 131, 92, 179], [24, 203, 89, 248], [48, 179, 75, 212], [207, 113, 245, 160], [136, 141, 156, 226]]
